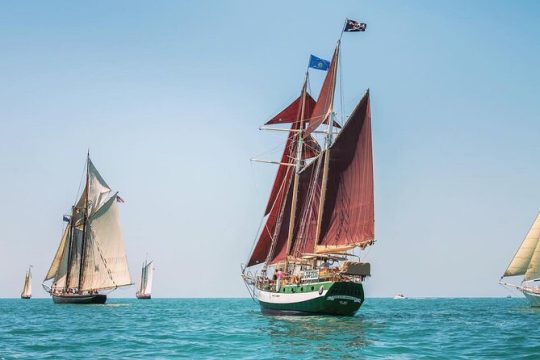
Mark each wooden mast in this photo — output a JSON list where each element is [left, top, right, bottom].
[[314, 41, 340, 250], [77, 151, 90, 294], [284, 73, 309, 271]]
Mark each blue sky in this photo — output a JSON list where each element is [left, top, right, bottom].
[[1, 0, 539, 298]]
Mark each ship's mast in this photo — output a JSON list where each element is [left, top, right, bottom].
[[284, 72, 309, 271], [314, 40, 340, 248], [77, 151, 90, 293]]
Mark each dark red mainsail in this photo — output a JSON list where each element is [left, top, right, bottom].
[[317, 90, 374, 252]]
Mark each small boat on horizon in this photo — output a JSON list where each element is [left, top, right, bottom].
[[136, 260, 154, 300], [393, 293, 406, 299], [20, 265, 32, 299], [42, 153, 132, 304], [500, 213, 540, 307]]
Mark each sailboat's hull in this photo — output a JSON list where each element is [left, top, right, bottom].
[[255, 281, 364, 316], [522, 289, 540, 307], [20, 295, 31, 299], [136, 293, 151, 300], [52, 294, 107, 304]]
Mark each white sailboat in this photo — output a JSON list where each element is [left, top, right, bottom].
[[136, 260, 154, 299], [21, 265, 32, 299], [42, 153, 132, 304], [500, 213, 540, 306]]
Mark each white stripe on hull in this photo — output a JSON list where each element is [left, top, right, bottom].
[[255, 286, 328, 304], [523, 289, 540, 307]]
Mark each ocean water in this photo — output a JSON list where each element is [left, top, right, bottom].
[[1, 297, 539, 359]]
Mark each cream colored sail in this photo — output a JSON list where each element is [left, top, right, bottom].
[[504, 213, 540, 280], [21, 269, 32, 297], [44, 226, 70, 281], [75, 159, 111, 217], [79, 195, 131, 291], [142, 262, 154, 295]]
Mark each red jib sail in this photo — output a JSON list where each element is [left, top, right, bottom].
[[304, 43, 340, 137]]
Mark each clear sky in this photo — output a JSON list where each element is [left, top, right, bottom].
[[1, 0, 539, 298]]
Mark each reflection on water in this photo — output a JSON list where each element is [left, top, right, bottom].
[[262, 314, 376, 357]]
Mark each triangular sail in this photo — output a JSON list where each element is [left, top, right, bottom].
[[21, 269, 32, 297], [247, 81, 318, 267], [265, 95, 316, 125], [138, 261, 147, 294], [44, 226, 70, 281], [142, 261, 154, 295], [247, 124, 297, 266], [304, 43, 340, 137], [504, 213, 540, 280], [79, 195, 131, 291], [316, 91, 374, 252], [75, 159, 111, 217]]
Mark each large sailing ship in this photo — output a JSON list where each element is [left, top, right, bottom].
[[42, 154, 132, 304], [20, 265, 32, 299], [136, 260, 154, 299], [500, 213, 540, 306], [242, 21, 374, 316]]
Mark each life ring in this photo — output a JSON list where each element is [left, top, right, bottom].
[[319, 285, 324, 295]]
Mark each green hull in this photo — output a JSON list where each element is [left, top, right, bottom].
[[257, 281, 364, 316]]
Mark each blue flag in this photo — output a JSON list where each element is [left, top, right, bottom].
[[309, 55, 330, 71]]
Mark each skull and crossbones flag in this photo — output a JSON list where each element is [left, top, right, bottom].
[[344, 19, 367, 32]]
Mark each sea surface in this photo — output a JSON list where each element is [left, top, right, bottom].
[[1, 297, 539, 359]]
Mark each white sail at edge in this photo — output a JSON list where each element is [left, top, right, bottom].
[[504, 213, 540, 281]]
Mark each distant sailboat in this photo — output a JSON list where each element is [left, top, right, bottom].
[[42, 153, 132, 304], [393, 293, 406, 300], [500, 213, 540, 306], [21, 266, 32, 299], [136, 260, 154, 299], [242, 20, 373, 316]]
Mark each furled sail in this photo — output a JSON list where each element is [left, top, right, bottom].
[[504, 213, 540, 281], [79, 195, 131, 291]]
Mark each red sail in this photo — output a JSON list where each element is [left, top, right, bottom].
[[317, 90, 374, 251], [265, 94, 316, 125], [247, 127, 296, 266], [289, 157, 323, 259], [304, 44, 340, 137], [248, 84, 320, 266]]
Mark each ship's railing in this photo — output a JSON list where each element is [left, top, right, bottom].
[[254, 268, 364, 292]]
